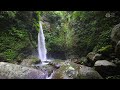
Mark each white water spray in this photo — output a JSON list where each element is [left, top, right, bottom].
[[38, 21, 47, 62]]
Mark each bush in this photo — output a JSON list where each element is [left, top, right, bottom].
[[0, 53, 6, 62], [3, 49, 18, 62]]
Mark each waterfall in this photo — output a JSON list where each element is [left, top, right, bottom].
[[38, 21, 47, 62], [37, 21, 54, 79]]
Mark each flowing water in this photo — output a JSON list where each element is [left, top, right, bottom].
[[38, 21, 47, 62], [37, 21, 53, 79]]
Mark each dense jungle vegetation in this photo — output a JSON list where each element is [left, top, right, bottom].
[[1, 11, 120, 79], [0, 11, 120, 62]]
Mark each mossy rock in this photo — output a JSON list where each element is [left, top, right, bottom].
[[52, 61, 103, 79], [20, 56, 41, 67], [97, 45, 113, 55], [52, 62, 79, 79], [30, 56, 41, 64]]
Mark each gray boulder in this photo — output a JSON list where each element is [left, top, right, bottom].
[[111, 23, 120, 43], [86, 52, 96, 61], [94, 60, 116, 67], [86, 52, 99, 66], [93, 54, 102, 61], [0, 62, 46, 79], [94, 60, 117, 77], [77, 65, 103, 79]]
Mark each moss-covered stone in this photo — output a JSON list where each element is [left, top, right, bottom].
[[30, 56, 41, 64], [52, 62, 79, 79], [20, 56, 41, 67], [97, 45, 113, 56], [52, 61, 103, 79]]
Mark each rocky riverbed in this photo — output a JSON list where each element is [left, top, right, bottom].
[[0, 54, 120, 79]]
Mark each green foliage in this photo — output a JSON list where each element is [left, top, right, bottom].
[[69, 11, 120, 57], [40, 11, 120, 58], [3, 49, 17, 62], [0, 11, 40, 62], [93, 29, 112, 52], [1, 11, 120, 62], [40, 12, 76, 59], [9, 27, 28, 39], [97, 45, 113, 54], [0, 11, 16, 19]]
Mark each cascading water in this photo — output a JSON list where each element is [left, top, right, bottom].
[[38, 21, 47, 62], [37, 21, 53, 79]]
